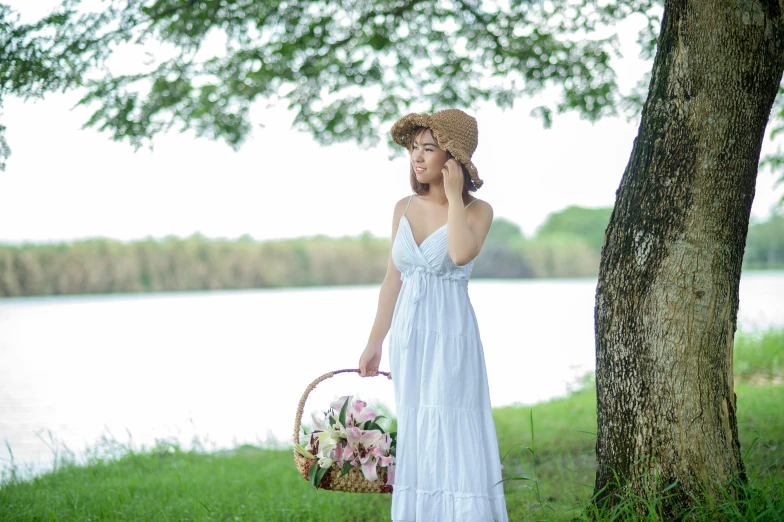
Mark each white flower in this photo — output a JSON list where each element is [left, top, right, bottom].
[[315, 431, 338, 458], [311, 412, 328, 431], [330, 420, 348, 438]]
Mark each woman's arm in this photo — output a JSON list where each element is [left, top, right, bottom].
[[446, 198, 493, 266], [442, 159, 494, 266], [358, 197, 408, 377]]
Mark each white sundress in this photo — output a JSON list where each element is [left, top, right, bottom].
[[389, 195, 509, 522]]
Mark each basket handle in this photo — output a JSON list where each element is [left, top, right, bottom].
[[293, 368, 392, 445]]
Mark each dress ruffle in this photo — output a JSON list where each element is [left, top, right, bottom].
[[390, 402, 508, 522]]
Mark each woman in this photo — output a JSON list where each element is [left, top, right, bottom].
[[358, 108, 509, 522]]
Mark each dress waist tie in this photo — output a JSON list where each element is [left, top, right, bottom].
[[398, 267, 468, 347], [399, 268, 428, 346]]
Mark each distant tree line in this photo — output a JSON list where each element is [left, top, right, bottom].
[[1, 207, 782, 298], [744, 211, 784, 269]]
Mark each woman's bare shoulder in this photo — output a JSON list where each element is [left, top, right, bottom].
[[468, 197, 493, 215], [393, 194, 414, 215], [396, 194, 413, 207]]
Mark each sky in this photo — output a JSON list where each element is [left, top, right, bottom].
[[1, 3, 782, 245]]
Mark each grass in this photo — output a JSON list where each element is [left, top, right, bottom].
[[735, 325, 784, 383], [0, 444, 392, 521], [1, 327, 782, 521], [494, 383, 784, 521]]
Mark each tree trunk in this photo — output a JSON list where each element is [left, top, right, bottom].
[[593, 0, 784, 515]]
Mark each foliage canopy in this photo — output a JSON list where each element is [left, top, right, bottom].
[[1, 0, 782, 198], [1, 0, 660, 157]]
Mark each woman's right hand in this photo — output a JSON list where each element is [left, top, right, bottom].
[[358, 342, 383, 377]]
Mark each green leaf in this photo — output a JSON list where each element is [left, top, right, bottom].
[[529, 408, 535, 454], [368, 33, 390, 51], [308, 461, 318, 486], [500, 442, 525, 463], [496, 476, 534, 483], [530, 105, 553, 129], [494, 477, 540, 495], [339, 461, 353, 479], [313, 464, 329, 488], [661, 479, 680, 493], [338, 395, 351, 427], [293, 443, 316, 460], [369, 416, 387, 433]]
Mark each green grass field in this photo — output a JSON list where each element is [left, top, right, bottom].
[[1, 327, 782, 521]]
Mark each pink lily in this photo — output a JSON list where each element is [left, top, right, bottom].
[[330, 395, 352, 412], [385, 463, 396, 486], [345, 427, 384, 481], [375, 433, 392, 452], [346, 426, 383, 448], [353, 400, 378, 425], [359, 452, 379, 481], [341, 444, 354, 463], [352, 399, 367, 415]]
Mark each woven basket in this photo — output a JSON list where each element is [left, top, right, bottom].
[[293, 368, 394, 494]]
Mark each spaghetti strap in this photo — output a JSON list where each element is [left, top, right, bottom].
[[403, 194, 414, 216], [464, 198, 478, 209]]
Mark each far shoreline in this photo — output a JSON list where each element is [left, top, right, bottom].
[[1, 269, 782, 301]]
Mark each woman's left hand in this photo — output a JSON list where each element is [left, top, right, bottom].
[[442, 158, 464, 201]]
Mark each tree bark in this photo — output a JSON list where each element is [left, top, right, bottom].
[[593, 0, 784, 515]]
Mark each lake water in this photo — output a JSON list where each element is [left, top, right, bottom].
[[1, 272, 782, 478]]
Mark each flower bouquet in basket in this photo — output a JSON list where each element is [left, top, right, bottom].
[[293, 393, 397, 493]]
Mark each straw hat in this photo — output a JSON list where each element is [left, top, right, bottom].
[[390, 108, 483, 189]]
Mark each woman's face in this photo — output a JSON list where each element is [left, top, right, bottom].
[[410, 128, 448, 185]]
